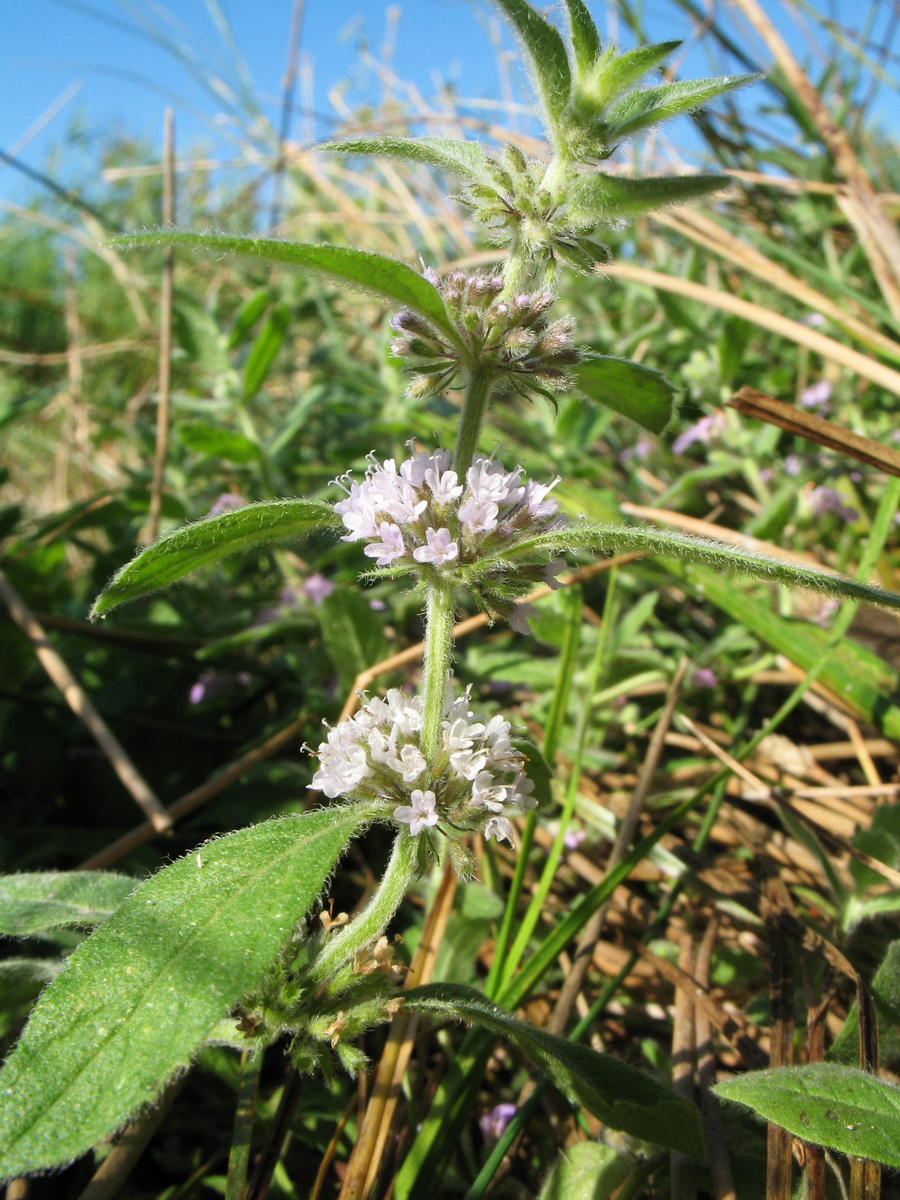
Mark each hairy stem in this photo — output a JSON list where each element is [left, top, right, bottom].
[[420, 579, 456, 765], [309, 832, 418, 988], [452, 368, 495, 478]]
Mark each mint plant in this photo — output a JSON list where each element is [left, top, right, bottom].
[[3, 0, 900, 1186]]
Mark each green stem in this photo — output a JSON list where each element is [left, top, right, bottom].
[[452, 369, 495, 477], [421, 579, 456, 765], [308, 832, 418, 988]]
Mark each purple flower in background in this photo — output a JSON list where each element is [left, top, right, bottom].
[[692, 667, 718, 689], [799, 380, 832, 409], [799, 312, 826, 327], [785, 455, 802, 477], [208, 492, 246, 516], [563, 827, 585, 851], [479, 1103, 518, 1142], [810, 486, 859, 523], [620, 437, 654, 463], [300, 573, 335, 605], [672, 411, 726, 455]]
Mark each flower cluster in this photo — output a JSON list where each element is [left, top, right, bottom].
[[311, 687, 536, 848], [334, 446, 566, 629], [390, 268, 580, 402]]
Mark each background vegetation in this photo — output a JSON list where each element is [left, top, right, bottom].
[[3, 1, 900, 1197]]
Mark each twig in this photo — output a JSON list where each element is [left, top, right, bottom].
[[695, 918, 736, 1200], [0, 566, 171, 834], [144, 108, 176, 545], [76, 1078, 182, 1200], [727, 387, 900, 478], [670, 932, 697, 1200]]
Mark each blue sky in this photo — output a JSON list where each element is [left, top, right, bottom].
[[3, 1, 899, 207]]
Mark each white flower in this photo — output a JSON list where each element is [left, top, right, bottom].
[[484, 816, 514, 843], [471, 770, 507, 813], [390, 742, 427, 783], [394, 789, 439, 835], [413, 527, 458, 565], [522, 477, 560, 519], [312, 742, 370, 798], [458, 496, 499, 534]]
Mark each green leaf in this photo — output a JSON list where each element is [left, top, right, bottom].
[[715, 1064, 900, 1167], [605, 74, 758, 140], [112, 233, 462, 348], [491, 0, 572, 139], [0, 808, 360, 1180], [227, 287, 270, 349], [569, 172, 731, 220], [538, 1141, 632, 1200], [242, 301, 291, 400], [319, 136, 491, 185], [562, 0, 601, 74], [829, 941, 900, 1066], [318, 586, 390, 692], [574, 355, 675, 433], [91, 499, 337, 617], [505, 523, 900, 614], [0, 872, 136, 937], [590, 41, 682, 107], [0, 959, 63, 1009], [403, 982, 706, 1161], [680, 564, 900, 739], [176, 420, 260, 464]]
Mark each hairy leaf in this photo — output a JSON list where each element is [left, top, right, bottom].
[[538, 1141, 631, 1200], [502, 522, 900, 612], [570, 172, 731, 220], [491, 0, 572, 139], [112, 233, 462, 347], [319, 136, 491, 184], [404, 982, 706, 1161], [0, 872, 136, 937], [574, 354, 676, 432], [562, 0, 601, 73], [605, 74, 758, 140], [716, 1065, 900, 1167], [0, 808, 360, 1180], [590, 41, 682, 106], [91, 499, 337, 617]]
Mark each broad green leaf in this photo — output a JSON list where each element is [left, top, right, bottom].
[[538, 1141, 631, 1200], [0, 808, 360, 1179], [0, 959, 63, 1008], [829, 941, 900, 1066], [680, 564, 900, 739], [562, 0, 601, 73], [492, 0, 572, 139], [113, 233, 462, 348], [176, 420, 259, 464], [0, 872, 136, 937], [570, 172, 731, 220], [715, 1065, 900, 1167], [91, 499, 337, 617], [403, 982, 706, 1161], [590, 41, 682, 107], [574, 354, 676, 433], [500, 523, 900, 615], [319, 136, 491, 185], [228, 287, 270, 349], [318, 586, 390, 692], [605, 75, 758, 140], [242, 301, 291, 399]]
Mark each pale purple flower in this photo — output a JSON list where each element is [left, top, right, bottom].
[[799, 312, 826, 327], [672, 411, 726, 455], [508, 602, 538, 634], [458, 496, 499, 533], [365, 521, 407, 566], [300, 573, 335, 605], [208, 492, 246, 516], [480, 1103, 518, 1142], [785, 455, 803, 477], [394, 789, 439, 835], [692, 667, 718, 689], [563, 827, 585, 851], [413, 527, 458, 565], [619, 438, 653, 463], [811, 486, 858, 523], [799, 380, 832, 409]]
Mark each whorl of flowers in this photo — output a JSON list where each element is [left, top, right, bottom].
[[458, 145, 611, 276], [333, 446, 566, 630], [311, 687, 536, 849], [390, 268, 580, 402]]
